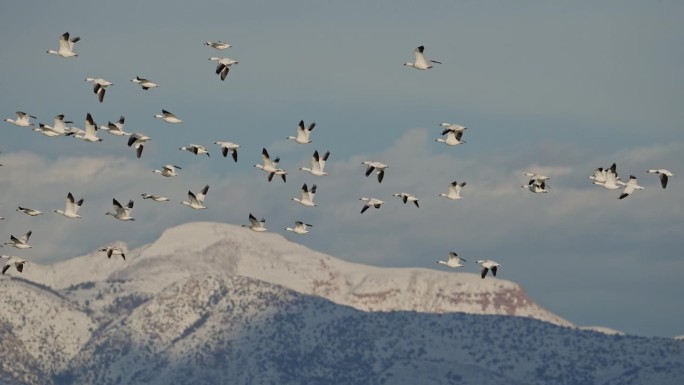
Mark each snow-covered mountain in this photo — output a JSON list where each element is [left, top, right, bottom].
[[1, 221, 683, 385]]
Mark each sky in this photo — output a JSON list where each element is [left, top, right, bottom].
[[1, 0, 683, 337]]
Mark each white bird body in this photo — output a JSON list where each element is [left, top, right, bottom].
[[292, 184, 317, 207], [17, 207, 42, 216], [593, 170, 623, 190], [435, 130, 465, 146], [242, 213, 267, 232], [205, 41, 231, 50], [141, 193, 170, 202], [209, 57, 238, 81], [255, 148, 280, 174], [99, 247, 126, 260], [47, 32, 80, 58], [619, 175, 645, 200], [54, 192, 84, 218], [85, 78, 113, 103], [360, 197, 384, 213], [362, 161, 388, 183], [181, 185, 209, 210], [285, 221, 312, 235], [269, 168, 288, 183], [3, 230, 32, 249], [127, 133, 151, 158], [393, 192, 419, 207], [154, 109, 182, 124], [99, 116, 131, 136], [214, 141, 241, 162], [106, 199, 135, 221], [647, 169, 674, 189], [1, 255, 28, 274], [72, 113, 102, 142], [404, 45, 441, 70], [437, 252, 467, 268], [439, 181, 466, 200], [439, 122, 467, 134], [476, 259, 501, 279], [4, 111, 37, 127], [131, 76, 158, 90], [287, 120, 316, 144], [300, 150, 330, 176], [35, 114, 73, 136], [180, 144, 210, 157], [153, 164, 181, 177], [522, 180, 549, 193]]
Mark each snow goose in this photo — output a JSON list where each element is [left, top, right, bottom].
[[292, 184, 317, 207], [98, 247, 126, 261], [592, 165, 623, 190], [360, 197, 384, 214], [476, 260, 501, 279], [17, 207, 42, 216], [47, 32, 80, 58], [1, 256, 28, 274], [404, 45, 441, 70], [393, 192, 419, 207], [72, 113, 102, 142], [439, 181, 466, 200], [179, 144, 210, 157], [255, 148, 281, 175], [205, 41, 231, 50], [439, 122, 467, 135], [85, 78, 113, 103], [285, 221, 312, 235], [362, 161, 388, 183], [525, 172, 550, 186], [209, 57, 238, 81], [287, 120, 316, 144], [300, 150, 330, 176], [141, 193, 170, 202], [127, 133, 151, 158], [54, 192, 84, 218], [131, 76, 158, 90], [100, 116, 131, 136], [269, 168, 288, 183], [214, 141, 241, 162], [105, 199, 135, 221], [181, 185, 209, 210], [2, 230, 32, 249], [4, 111, 37, 127], [437, 252, 467, 268], [521, 180, 549, 193], [435, 130, 466, 146], [153, 164, 181, 177], [154, 109, 183, 124], [647, 169, 674, 189], [35, 114, 73, 136], [242, 213, 267, 232], [618, 175, 645, 200]]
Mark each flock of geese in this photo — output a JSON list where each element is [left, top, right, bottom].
[[0, 34, 675, 281]]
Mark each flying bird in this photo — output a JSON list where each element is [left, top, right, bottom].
[[71, 113, 102, 142], [99, 247, 126, 261], [153, 164, 182, 177], [292, 184, 317, 207], [131, 76, 159, 90], [522, 180, 549, 193], [141, 194, 170, 202], [255, 148, 285, 181], [287, 120, 316, 144], [181, 185, 210, 210], [1, 256, 28, 274], [242, 213, 267, 232], [435, 130, 466, 146], [439, 122, 467, 135], [209, 57, 238, 81], [54, 192, 84, 218], [47, 32, 80, 58], [392, 193, 419, 207], [618, 175, 645, 200], [439, 181, 466, 200], [2, 230, 33, 249], [35, 114, 73, 136], [99, 116, 131, 136], [360, 197, 384, 214], [106, 199, 135, 221], [4, 111, 37, 127], [127, 133, 151, 158], [17, 207, 42, 216], [179, 144, 210, 157], [205, 41, 231, 50], [85, 78, 113, 103], [362, 161, 388, 183], [285, 221, 312, 235], [437, 252, 467, 268], [403, 45, 441, 70], [476, 259, 501, 279], [300, 150, 330, 176], [268, 168, 288, 183], [214, 141, 241, 162], [154, 110, 183, 124], [647, 169, 674, 189]]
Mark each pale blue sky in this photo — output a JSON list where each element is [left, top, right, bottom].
[[1, 0, 683, 337]]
